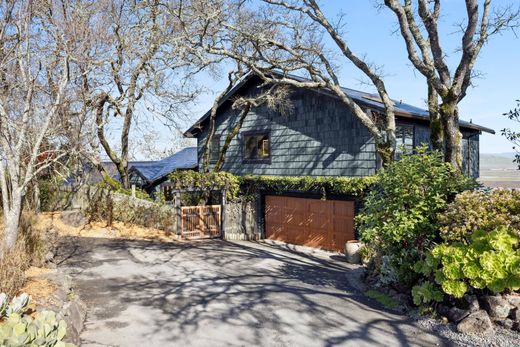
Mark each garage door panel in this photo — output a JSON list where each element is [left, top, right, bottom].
[[265, 195, 355, 252]]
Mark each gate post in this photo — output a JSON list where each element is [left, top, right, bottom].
[[220, 189, 226, 239], [175, 191, 181, 237]]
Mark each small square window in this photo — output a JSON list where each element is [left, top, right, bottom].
[[243, 131, 270, 161]]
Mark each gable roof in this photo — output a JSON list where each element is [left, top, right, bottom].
[[184, 71, 494, 136], [129, 147, 198, 184]]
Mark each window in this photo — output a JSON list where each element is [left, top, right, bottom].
[[209, 135, 220, 163], [395, 124, 414, 158], [243, 131, 270, 161]]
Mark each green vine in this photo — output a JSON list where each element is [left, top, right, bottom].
[[168, 171, 240, 200], [96, 175, 152, 201], [239, 175, 377, 200], [168, 171, 375, 202]]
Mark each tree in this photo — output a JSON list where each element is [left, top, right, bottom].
[[174, 0, 399, 164], [0, 0, 84, 254], [79, 0, 199, 188], [383, 0, 519, 170], [502, 100, 520, 169]]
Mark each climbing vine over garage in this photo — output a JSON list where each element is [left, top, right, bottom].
[[168, 171, 377, 202]]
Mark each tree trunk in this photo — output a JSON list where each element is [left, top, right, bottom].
[[440, 102, 463, 172], [2, 190, 23, 253], [428, 83, 444, 152]]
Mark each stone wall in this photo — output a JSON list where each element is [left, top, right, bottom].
[[223, 198, 261, 240], [55, 186, 177, 233]]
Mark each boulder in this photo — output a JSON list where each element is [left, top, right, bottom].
[[479, 295, 511, 318], [464, 294, 480, 312], [448, 306, 470, 323], [436, 303, 450, 318], [509, 307, 520, 322], [505, 294, 520, 308], [457, 310, 494, 335], [495, 318, 514, 330], [60, 210, 88, 227]]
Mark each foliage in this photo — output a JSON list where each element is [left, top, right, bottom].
[[411, 282, 444, 307], [0, 241, 28, 298], [502, 99, 520, 169], [86, 188, 176, 232], [239, 175, 377, 200], [357, 147, 478, 287], [439, 189, 520, 243], [96, 175, 151, 201], [364, 290, 399, 309], [169, 171, 240, 200], [413, 227, 520, 303], [0, 293, 75, 347]]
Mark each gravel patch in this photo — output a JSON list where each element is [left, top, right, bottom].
[[411, 311, 519, 347]]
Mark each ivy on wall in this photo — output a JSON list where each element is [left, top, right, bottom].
[[238, 175, 377, 200], [168, 171, 376, 201]]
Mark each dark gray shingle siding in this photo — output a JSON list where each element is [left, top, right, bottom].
[[198, 88, 377, 177], [197, 87, 480, 178]]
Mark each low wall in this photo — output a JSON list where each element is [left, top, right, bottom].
[[55, 186, 177, 233], [223, 198, 261, 241]]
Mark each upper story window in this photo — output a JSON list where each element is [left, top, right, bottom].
[[209, 135, 220, 163], [395, 124, 414, 158], [243, 131, 270, 162]]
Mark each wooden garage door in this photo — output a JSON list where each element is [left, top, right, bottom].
[[265, 195, 355, 252]]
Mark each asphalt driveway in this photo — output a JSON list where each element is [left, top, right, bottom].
[[57, 237, 448, 347]]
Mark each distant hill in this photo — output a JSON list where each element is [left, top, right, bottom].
[[479, 153, 519, 188], [480, 153, 518, 171]]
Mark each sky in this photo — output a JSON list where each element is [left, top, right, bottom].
[[131, 0, 520, 160]]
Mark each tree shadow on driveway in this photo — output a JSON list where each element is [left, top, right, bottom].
[[57, 237, 449, 347]]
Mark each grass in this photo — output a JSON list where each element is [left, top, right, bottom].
[[364, 289, 400, 310]]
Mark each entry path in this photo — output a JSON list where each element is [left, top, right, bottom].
[[57, 237, 448, 347]]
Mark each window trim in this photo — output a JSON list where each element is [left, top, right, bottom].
[[242, 130, 272, 164], [209, 135, 221, 164]]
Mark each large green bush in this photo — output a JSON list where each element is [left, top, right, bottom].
[[357, 148, 477, 287], [439, 189, 520, 243], [412, 226, 520, 305]]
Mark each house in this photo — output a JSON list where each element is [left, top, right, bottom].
[[183, 72, 494, 251], [185, 72, 493, 178], [86, 147, 198, 194], [128, 147, 198, 193]]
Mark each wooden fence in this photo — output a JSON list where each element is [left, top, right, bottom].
[[180, 205, 221, 239]]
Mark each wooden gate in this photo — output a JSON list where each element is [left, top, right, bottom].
[[180, 205, 221, 239]]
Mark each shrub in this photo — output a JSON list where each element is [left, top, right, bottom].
[[0, 242, 28, 298], [439, 189, 520, 243], [1, 211, 54, 296], [413, 227, 520, 305], [357, 147, 477, 287], [0, 293, 75, 347]]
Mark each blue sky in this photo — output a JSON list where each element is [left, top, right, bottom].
[[134, 1, 520, 159]]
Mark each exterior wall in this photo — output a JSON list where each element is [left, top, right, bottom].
[[196, 85, 480, 178], [397, 119, 480, 178], [198, 87, 378, 177]]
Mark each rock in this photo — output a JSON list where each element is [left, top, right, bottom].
[[464, 294, 480, 312], [505, 294, 520, 308], [479, 295, 511, 318], [509, 307, 520, 322], [436, 303, 450, 317], [495, 318, 514, 330], [457, 310, 494, 335], [448, 306, 470, 323], [60, 210, 87, 227]]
